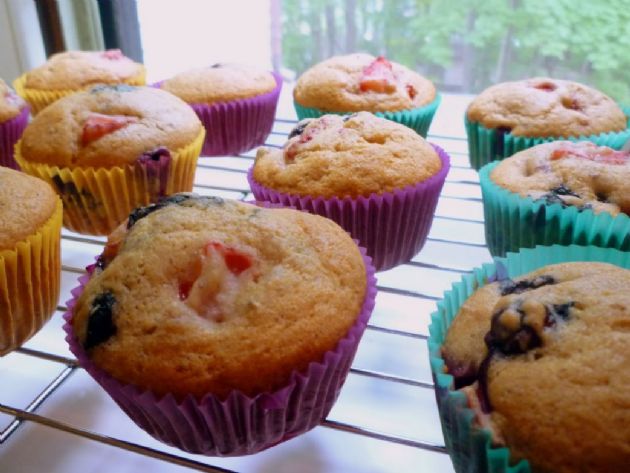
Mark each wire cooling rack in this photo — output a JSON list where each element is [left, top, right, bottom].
[[0, 96, 490, 473]]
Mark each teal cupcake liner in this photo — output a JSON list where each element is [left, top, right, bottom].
[[465, 108, 630, 170], [294, 94, 441, 138], [428, 244, 630, 473], [479, 161, 630, 257]]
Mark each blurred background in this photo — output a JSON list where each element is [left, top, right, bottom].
[[1, 0, 628, 102]]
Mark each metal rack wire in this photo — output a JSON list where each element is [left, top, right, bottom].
[[0, 114, 490, 473]]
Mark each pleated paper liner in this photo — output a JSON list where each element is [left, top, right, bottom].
[[13, 70, 147, 116], [0, 106, 29, 169], [294, 94, 441, 138], [249, 144, 450, 272], [465, 110, 630, 171], [155, 72, 282, 156], [479, 161, 630, 257], [14, 129, 204, 236], [0, 199, 62, 355], [63, 245, 377, 456], [428, 244, 630, 473]]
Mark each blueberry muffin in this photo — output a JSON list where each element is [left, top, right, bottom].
[[480, 141, 630, 256], [250, 112, 449, 270], [0, 167, 62, 355], [15, 85, 204, 235], [66, 194, 375, 454], [158, 63, 281, 156], [0, 78, 29, 168], [465, 77, 629, 169], [14, 49, 146, 115], [293, 54, 439, 136], [441, 261, 630, 473]]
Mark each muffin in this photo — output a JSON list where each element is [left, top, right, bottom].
[[249, 112, 450, 271], [15, 84, 205, 235], [13, 49, 146, 115], [0, 167, 62, 355], [293, 53, 440, 136], [64, 194, 377, 455], [429, 248, 630, 473], [480, 140, 630, 256], [465, 77, 630, 169], [158, 63, 281, 156], [0, 79, 29, 169]]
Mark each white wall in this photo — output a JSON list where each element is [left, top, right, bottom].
[[0, 0, 46, 82], [136, 0, 272, 83]]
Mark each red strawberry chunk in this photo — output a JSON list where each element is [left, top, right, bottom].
[[205, 242, 253, 275], [359, 56, 397, 93], [550, 144, 629, 165], [82, 113, 139, 146], [101, 49, 124, 60], [406, 84, 417, 99]]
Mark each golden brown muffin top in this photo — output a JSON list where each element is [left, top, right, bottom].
[[467, 77, 627, 137], [160, 63, 276, 105], [72, 195, 367, 400], [0, 79, 27, 122], [294, 53, 436, 112], [491, 141, 630, 216], [253, 112, 442, 198], [442, 262, 630, 473], [24, 50, 145, 90], [19, 85, 202, 168], [0, 167, 58, 251]]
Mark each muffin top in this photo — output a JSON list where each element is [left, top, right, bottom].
[[491, 141, 630, 216], [0, 79, 27, 122], [72, 195, 367, 400], [467, 77, 627, 137], [19, 85, 202, 168], [0, 167, 58, 251], [442, 262, 630, 473], [160, 63, 277, 105], [294, 54, 436, 112], [24, 50, 145, 90], [253, 112, 442, 198]]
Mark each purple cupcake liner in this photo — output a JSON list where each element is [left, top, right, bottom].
[[0, 106, 29, 169], [63, 245, 376, 456], [248, 144, 450, 271], [156, 72, 282, 157]]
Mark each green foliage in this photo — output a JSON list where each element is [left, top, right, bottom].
[[281, 0, 630, 104]]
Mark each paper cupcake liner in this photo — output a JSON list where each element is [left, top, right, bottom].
[[13, 70, 147, 116], [0, 199, 62, 355], [14, 129, 204, 235], [63, 244, 376, 456], [428, 244, 630, 473], [248, 144, 450, 271], [479, 161, 630, 257], [0, 106, 29, 169], [465, 110, 630, 170], [294, 94, 441, 138], [155, 72, 282, 157]]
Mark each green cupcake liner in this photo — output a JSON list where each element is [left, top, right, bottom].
[[465, 107, 630, 170], [428, 244, 630, 473], [293, 94, 441, 138], [479, 161, 630, 257]]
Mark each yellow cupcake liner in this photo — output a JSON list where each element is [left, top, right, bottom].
[[0, 199, 62, 355], [15, 129, 204, 235], [13, 69, 147, 116]]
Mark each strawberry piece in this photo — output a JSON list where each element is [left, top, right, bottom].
[[205, 242, 252, 275], [550, 144, 629, 165], [406, 84, 417, 99], [82, 113, 138, 146], [359, 56, 397, 93], [101, 49, 124, 60], [533, 81, 557, 92]]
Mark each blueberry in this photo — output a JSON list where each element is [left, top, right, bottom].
[[84, 292, 117, 350], [126, 193, 224, 229], [210, 63, 223, 68], [544, 302, 574, 327], [51, 175, 100, 211], [342, 113, 358, 122], [288, 119, 313, 139], [499, 275, 555, 296], [138, 147, 171, 162], [539, 185, 581, 208], [485, 305, 543, 356]]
